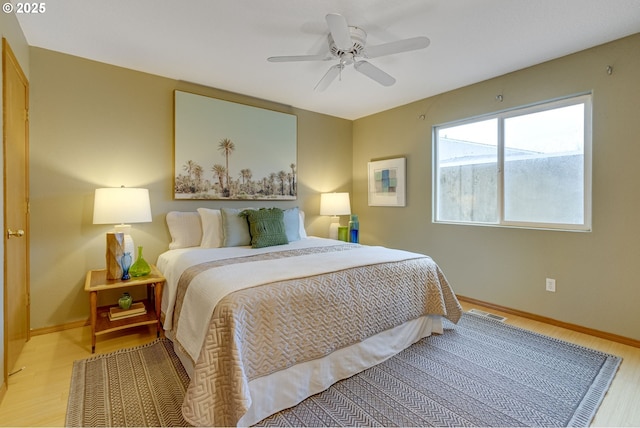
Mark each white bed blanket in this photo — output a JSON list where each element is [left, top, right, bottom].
[[161, 238, 433, 362], [159, 237, 348, 331]]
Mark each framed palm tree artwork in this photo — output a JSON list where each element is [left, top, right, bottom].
[[174, 90, 297, 200]]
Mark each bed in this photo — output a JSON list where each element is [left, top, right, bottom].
[[157, 207, 463, 427]]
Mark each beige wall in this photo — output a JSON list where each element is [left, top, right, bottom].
[[353, 33, 640, 341], [28, 47, 352, 329], [25, 33, 640, 342]]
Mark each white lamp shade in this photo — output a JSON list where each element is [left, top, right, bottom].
[[320, 192, 351, 216], [93, 187, 152, 224]]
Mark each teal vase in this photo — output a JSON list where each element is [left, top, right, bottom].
[[120, 252, 132, 280], [130, 246, 151, 277], [348, 214, 359, 243]]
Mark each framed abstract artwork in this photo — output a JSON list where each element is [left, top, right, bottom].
[[174, 90, 297, 200], [368, 157, 406, 207]]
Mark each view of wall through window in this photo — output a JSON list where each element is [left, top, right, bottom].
[[433, 94, 591, 231]]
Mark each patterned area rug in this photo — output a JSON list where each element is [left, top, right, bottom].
[[66, 339, 190, 427], [66, 313, 621, 427], [259, 314, 621, 427]]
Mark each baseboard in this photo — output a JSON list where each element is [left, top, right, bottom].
[[457, 295, 640, 349], [30, 319, 89, 336]]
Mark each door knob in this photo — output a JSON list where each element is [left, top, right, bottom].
[[7, 229, 25, 238]]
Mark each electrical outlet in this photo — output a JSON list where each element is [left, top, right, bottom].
[[545, 278, 556, 292]]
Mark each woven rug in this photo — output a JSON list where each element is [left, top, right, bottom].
[[66, 338, 190, 427], [66, 313, 621, 427]]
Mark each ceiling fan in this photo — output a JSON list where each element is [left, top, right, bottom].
[[267, 13, 430, 91]]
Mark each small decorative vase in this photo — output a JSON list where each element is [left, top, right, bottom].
[[338, 226, 348, 242], [120, 252, 132, 280], [130, 246, 151, 277], [118, 292, 133, 310], [348, 214, 359, 243]]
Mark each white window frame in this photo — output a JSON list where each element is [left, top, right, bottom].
[[433, 93, 592, 232]]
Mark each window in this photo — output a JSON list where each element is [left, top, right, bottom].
[[433, 94, 591, 231]]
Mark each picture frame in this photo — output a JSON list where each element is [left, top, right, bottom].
[[368, 157, 406, 207], [173, 90, 297, 200]]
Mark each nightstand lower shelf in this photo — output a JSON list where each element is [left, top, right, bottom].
[[95, 299, 159, 336]]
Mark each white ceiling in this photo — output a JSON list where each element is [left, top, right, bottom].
[[14, 0, 640, 120]]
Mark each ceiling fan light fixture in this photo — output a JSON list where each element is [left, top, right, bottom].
[[268, 13, 430, 90], [328, 27, 367, 58]]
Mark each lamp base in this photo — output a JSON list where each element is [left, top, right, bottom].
[[114, 224, 135, 260], [328, 216, 340, 240]]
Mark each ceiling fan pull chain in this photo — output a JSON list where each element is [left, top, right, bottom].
[[338, 60, 344, 81]]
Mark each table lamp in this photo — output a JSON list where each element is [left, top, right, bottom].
[[93, 186, 152, 278], [320, 192, 351, 240]]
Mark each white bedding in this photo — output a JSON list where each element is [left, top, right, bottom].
[[158, 237, 442, 363], [159, 237, 339, 331], [156, 237, 462, 426]]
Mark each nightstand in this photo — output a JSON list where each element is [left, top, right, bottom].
[[84, 264, 165, 353]]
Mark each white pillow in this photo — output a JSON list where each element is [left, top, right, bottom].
[[166, 211, 202, 250], [197, 208, 224, 248], [298, 210, 307, 238]]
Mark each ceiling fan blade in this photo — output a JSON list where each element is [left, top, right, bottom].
[[268, 53, 332, 62], [364, 36, 430, 59], [354, 61, 396, 86], [326, 13, 353, 51], [314, 64, 343, 91]]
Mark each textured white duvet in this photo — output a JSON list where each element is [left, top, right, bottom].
[[158, 237, 432, 362], [156, 237, 463, 426]]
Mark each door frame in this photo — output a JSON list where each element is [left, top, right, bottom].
[[2, 37, 31, 387]]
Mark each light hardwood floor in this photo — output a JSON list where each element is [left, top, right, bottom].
[[0, 302, 639, 427]]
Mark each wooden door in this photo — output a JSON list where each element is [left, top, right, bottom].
[[2, 38, 30, 383]]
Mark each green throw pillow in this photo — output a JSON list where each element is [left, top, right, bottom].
[[242, 208, 289, 248]]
